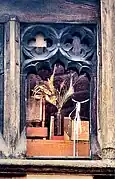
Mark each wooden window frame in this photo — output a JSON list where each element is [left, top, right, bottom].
[[0, 0, 114, 177]]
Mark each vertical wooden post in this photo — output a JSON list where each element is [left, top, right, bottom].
[[4, 16, 26, 157], [4, 19, 11, 154], [9, 16, 20, 153], [42, 97, 45, 128], [101, 0, 115, 159]]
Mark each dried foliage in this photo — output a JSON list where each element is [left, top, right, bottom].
[[32, 65, 74, 112]]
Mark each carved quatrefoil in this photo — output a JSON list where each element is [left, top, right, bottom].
[[21, 25, 96, 75]]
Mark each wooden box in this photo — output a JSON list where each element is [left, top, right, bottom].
[[27, 139, 90, 157], [71, 121, 89, 141], [27, 127, 48, 138], [50, 116, 89, 141], [52, 136, 64, 140], [27, 118, 90, 157]]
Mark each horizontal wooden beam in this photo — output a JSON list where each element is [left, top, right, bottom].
[[0, 1, 99, 23], [0, 159, 114, 175]]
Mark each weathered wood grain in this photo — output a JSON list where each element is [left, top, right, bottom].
[[0, 159, 114, 175], [9, 18, 20, 153], [100, 0, 115, 159], [4, 17, 26, 158], [3, 20, 10, 156], [0, 0, 99, 23]]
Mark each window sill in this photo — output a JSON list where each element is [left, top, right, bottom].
[[0, 159, 114, 176]]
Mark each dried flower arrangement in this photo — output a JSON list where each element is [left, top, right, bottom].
[[32, 65, 74, 135]]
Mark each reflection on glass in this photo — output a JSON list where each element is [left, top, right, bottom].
[[26, 63, 90, 157]]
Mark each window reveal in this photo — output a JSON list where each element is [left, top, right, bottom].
[[21, 24, 97, 158], [0, 24, 4, 134]]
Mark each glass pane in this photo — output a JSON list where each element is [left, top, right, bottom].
[[21, 23, 98, 158], [26, 64, 90, 157]]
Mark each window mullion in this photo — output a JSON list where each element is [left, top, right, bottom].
[[101, 0, 115, 159], [4, 16, 26, 158]]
